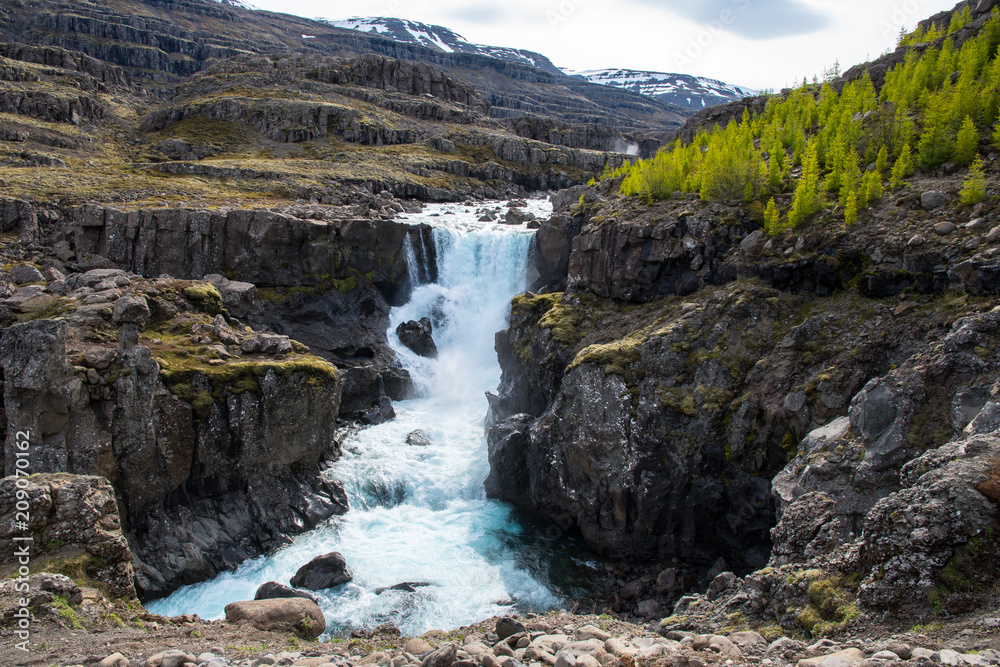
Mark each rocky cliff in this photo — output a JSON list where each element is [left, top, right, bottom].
[[488, 125, 1000, 621], [0, 262, 350, 599]]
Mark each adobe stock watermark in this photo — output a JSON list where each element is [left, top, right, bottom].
[[672, 0, 753, 69], [875, 0, 934, 40], [9, 428, 34, 652], [546, 0, 594, 30]]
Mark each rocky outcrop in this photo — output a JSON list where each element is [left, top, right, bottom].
[[0, 474, 136, 599], [488, 283, 909, 573], [0, 293, 349, 600], [68, 205, 419, 292], [0, 42, 133, 90], [0, 197, 39, 241]]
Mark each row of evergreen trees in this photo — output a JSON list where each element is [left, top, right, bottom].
[[607, 7, 999, 233]]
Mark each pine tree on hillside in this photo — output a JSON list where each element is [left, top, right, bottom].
[[960, 155, 988, 205], [845, 190, 859, 226], [876, 146, 889, 176], [764, 198, 782, 235], [890, 144, 914, 190], [788, 143, 824, 227], [917, 92, 953, 168], [954, 116, 979, 165]]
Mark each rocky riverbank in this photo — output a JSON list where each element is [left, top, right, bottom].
[[2, 580, 1000, 667]]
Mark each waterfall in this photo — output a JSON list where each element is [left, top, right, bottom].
[[147, 199, 578, 636]]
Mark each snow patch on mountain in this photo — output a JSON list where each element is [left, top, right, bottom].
[[212, 0, 257, 9], [569, 68, 757, 110]]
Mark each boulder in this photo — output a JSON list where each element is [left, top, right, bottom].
[[224, 598, 326, 637], [504, 208, 535, 225], [9, 263, 43, 284], [375, 581, 431, 594], [406, 430, 431, 446], [396, 317, 438, 358], [254, 581, 319, 603], [921, 190, 949, 210], [497, 616, 527, 640], [112, 295, 150, 328], [289, 551, 352, 590], [240, 333, 294, 355], [420, 643, 458, 667], [204, 274, 262, 318], [98, 653, 129, 667]]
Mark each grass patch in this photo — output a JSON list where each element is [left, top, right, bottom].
[[796, 572, 860, 637], [51, 595, 84, 630]]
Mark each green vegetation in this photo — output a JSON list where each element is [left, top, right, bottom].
[[51, 595, 84, 630], [606, 8, 1000, 227], [960, 155, 988, 205], [796, 571, 860, 636], [183, 283, 224, 313]]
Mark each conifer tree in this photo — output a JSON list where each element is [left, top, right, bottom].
[[994, 120, 1000, 150], [764, 198, 781, 235], [960, 155, 988, 205], [917, 93, 953, 168], [788, 143, 823, 227], [845, 190, 859, 226], [890, 144, 914, 190], [865, 169, 883, 205], [876, 146, 889, 175], [954, 116, 979, 165], [769, 141, 787, 192], [839, 149, 862, 208]]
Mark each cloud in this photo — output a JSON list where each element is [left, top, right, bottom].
[[633, 0, 832, 39]]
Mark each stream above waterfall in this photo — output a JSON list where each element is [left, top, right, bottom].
[[147, 198, 598, 636]]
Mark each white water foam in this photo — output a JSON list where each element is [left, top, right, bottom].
[[148, 199, 570, 636]]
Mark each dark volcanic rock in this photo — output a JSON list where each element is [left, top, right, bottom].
[[254, 581, 320, 604], [290, 551, 353, 590], [396, 317, 438, 358], [375, 581, 431, 594]]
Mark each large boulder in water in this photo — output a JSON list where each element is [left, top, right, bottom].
[[290, 551, 353, 590], [254, 581, 319, 603], [396, 317, 438, 358], [224, 598, 325, 637]]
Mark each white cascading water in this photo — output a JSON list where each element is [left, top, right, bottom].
[[148, 199, 578, 636]]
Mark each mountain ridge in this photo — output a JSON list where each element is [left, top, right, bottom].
[[320, 16, 564, 76], [323, 16, 755, 110], [569, 67, 757, 110]]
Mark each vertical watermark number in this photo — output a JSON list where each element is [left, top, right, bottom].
[[10, 429, 34, 652]]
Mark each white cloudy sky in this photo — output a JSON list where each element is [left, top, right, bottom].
[[245, 0, 960, 90]]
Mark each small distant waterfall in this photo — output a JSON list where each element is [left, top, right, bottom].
[[148, 199, 580, 637]]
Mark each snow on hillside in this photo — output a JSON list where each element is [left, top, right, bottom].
[[570, 68, 757, 110], [213, 0, 257, 9]]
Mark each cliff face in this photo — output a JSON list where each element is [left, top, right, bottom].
[[489, 158, 1000, 616]]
